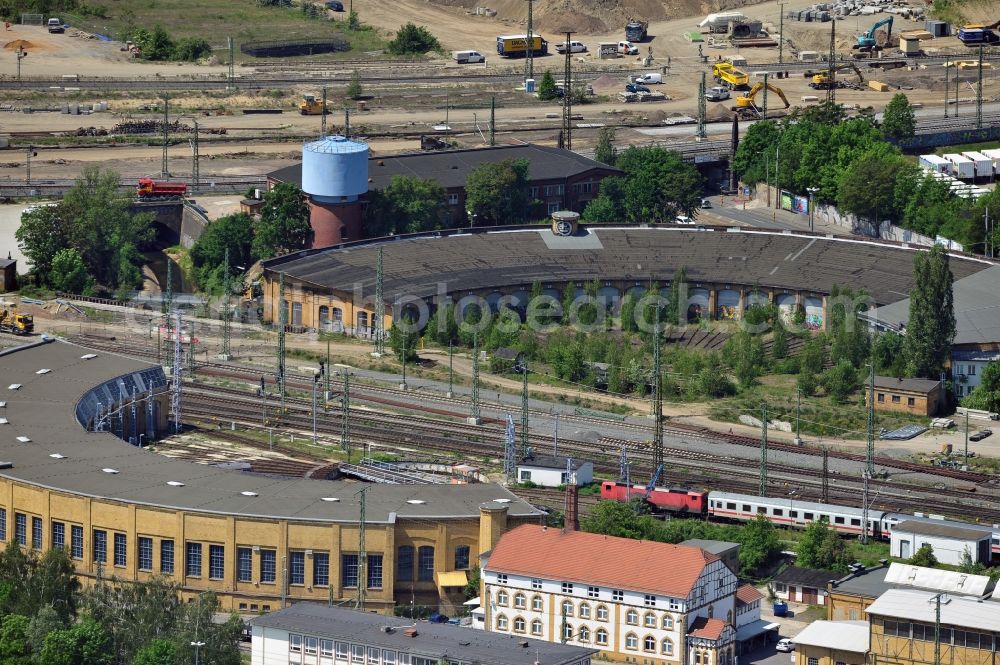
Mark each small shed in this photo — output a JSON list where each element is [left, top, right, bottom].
[[890, 520, 992, 565], [867, 376, 942, 416], [0, 257, 15, 293], [516, 454, 594, 487], [489, 347, 525, 374], [680, 539, 740, 574], [794, 620, 869, 665], [773, 566, 838, 605], [240, 198, 265, 216]]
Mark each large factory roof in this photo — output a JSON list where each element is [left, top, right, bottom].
[[0, 340, 542, 524], [262, 227, 991, 307], [267, 143, 621, 192]]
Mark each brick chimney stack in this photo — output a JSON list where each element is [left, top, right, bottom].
[[564, 466, 579, 531]]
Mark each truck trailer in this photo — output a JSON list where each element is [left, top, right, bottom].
[[943, 153, 976, 180], [961, 151, 994, 181], [496, 34, 548, 57], [918, 154, 951, 174]]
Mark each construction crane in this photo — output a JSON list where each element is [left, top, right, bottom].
[[855, 16, 893, 51], [732, 81, 790, 118], [711, 62, 750, 90], [958, 20, 1000, 45], [810, 63, 864, 89]]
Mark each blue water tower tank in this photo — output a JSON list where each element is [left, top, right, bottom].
[[301, 135, 369, 203]]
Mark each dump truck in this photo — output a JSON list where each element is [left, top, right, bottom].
[[0, 306, 33, 336], [732, 81, 789, 118], [625, 19, 648, 42], [711, 62, 750, 90], [300, 94, 329, 115], [809, 63, 864, 89], [137, 178, 187, 198], [496, 34, 548, 57]]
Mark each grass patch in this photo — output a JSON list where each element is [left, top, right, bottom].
[[934, 140, 1000, 155]]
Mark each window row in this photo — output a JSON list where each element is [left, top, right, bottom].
[[493, 591, 677, 629], [714, 502, 863, 527], [879, 619, 996, 651], [289, 634, 444, 665], [396, 545, 468, 582]]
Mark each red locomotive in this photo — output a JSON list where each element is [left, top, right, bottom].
[[137, 177, 188, 198], [600, 480, 708, 515]]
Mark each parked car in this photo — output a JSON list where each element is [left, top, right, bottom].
[[705, 85, 731, 101], [556, 40, 587, 53], [452, 50, 485, 64], [700, 198, 712, 209], [618, 40, 639, 55], [970, 428, 993, 442], [625, 82, 650, 94], [325, 0, 344, 10], [675, 215, 695, 225], [634, 72, 662, 84], [776, 639, 795, 653]]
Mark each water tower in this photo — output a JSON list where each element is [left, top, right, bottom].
[[301, 135, 369, 248]]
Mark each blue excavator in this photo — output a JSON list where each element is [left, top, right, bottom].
[[854, 16, 893, 52]]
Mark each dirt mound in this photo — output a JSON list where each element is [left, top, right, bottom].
[[3, 39, 35, 51]]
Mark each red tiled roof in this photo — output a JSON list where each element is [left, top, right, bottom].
[[486, 525, 718, 597], [736, 584, 764, 606], [688, 617, 728, 640]]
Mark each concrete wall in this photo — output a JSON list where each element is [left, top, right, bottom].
[[132, 202, 208, 249]]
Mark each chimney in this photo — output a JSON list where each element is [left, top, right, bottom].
[[564, 471, 579, 531]]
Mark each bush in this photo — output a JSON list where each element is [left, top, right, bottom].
[[172, 37, 212, 61], [387, 22, 441, 55]]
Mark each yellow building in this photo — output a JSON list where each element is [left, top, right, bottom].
[[867, 589, 1000, 665], [0, 339, 543, 613], [481, 525, 739, 665], [793, 620, 869, 665]]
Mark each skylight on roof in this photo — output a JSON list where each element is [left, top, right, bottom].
[[35, 369, 51, 375], [0, 402, 6, 408], [321, 497, 340, 502], [80, 354, 97, 360], [102, 468, 119, 474], [493, 498, 512, 503], [167, 481, 185, 487], [15, 436, 30, 443], [7, 385, 21, 391], [0, 418, 8, 425], [241, 491, 258, 497], [406, 499, 426, 505], [49, 454, 65, 459]]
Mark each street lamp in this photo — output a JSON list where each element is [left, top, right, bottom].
[[190, 641, 205, 665], [806, 187, 819, 232]]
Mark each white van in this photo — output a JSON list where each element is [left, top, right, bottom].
[[634, 72, 662, 84], [452, 50, 485, 64], [47, 17, 64, 33]]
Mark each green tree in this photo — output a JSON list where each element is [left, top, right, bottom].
[[962, 360, 1000, 412], [872, 331, 906, 377], [133, 639, 178, 665], [822, 360, 860, 403], [27, 606, 66, 660], [665, 266, 687, 325], [732, 120, 781, 186], [171, 593, 242, 665], [172, 37, 212, 61], [881, 93, 916, 141], [15, 205, 68, 286], [130, 25, 175, 60], [771, 323, 789, 360], [389, 317, 418, 362], [252, 182, 311, 260], [581, 500, 661, 541], [797, 335, 826, 396], [615, 146, 703, 222], [594, 127, 617, 166], [387, 22, 440, 55], [909, 543, 938, 568], [464, 159, 530, 225], [957, 547, 987, 574], [346, 69, 363, 99], [49, 247, 93, 294], [537, 71, 558, 101], [904, 244, 955, 378], [738, 514, 780, 576], [463, 566, 481, 600], [620, 293, 638, 333], [796, 517, 849, 571], [724, 330, 765, 390], [39, 619, 112, 665], [837, 147, 914, 225], [189, 212, 255, 294], [0, 615, 31, 665], [363, 176, 446, 237], [84, 576, 181, 665], [581, 177, 624, 223]]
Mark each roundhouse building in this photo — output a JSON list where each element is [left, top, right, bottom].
[[258, 226, 991, 335], [0, 340, 542, 614]]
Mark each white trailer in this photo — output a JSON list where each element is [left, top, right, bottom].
[[943, 153, 975, 180], [981, 148, 1000, 176], [961, 151, 993, 181], [918, 154, 951, 174]]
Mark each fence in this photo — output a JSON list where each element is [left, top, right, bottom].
[[240, 38, 349, 58]]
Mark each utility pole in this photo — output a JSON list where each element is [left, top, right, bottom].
[[794, 388, 802, 445], [964, 410, 970, 465], [778, 3, 785, 63], [344, 108, 351, 138], [504, 414, 516, 484], [470, 334, 481, 424], [524, 0, 534, 83], [553, 413, 559, 456], [373, 247, 385, 356], [619, 445, 628, 483], [861, 470, 871, 544], [520, 362, 529, 459], [977, 45, 984, 129], [758, 401, 768, 496], [161, 94, 170, 177], [325, 338, 331, 405], [15, 44, 27, 80], [866, 363, 875, 477], [562, 30, 574, 150], [321, 86, 328, 137], [277, 272, 287, 417], [221, 247, 231, 360], [931, 593, 945, 665], [312, 372, 319, 445], [652, 317, 664, 471], [821, 448, 829, 503], [165, 261, 174, 317], [944, 60, 950, 118], [227, 37, 235, 90], [341, 369, 351, 457], [447, 342, 454, 397], [189, 117, 199, 193], [697, 72, 707, 139], [826, 19, 837, 105], [24, 145, 35, 186], [172, 311, 183, 434], [489, 96, 496, 146], [400, 329, 408, 390], [762, 72, 769, 120], [356, 486, 368, 610]]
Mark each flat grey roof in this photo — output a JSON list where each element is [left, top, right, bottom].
[[830, 565, 895, 598], [252, 603, 596, 665], [774, 565, 839, 589], [894, 520, 991, 541], [262, 228, 990, 307], [874, 376, 941, 393], [679, 539, 739, 554], [867, 264, 1000, 344], [268, 143, 621, 192], [518, 454, 589, 470], [0, 340, 543, 524]]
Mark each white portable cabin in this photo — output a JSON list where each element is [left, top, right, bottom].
[[943, 153, 975, 180], [918, 154, 951, 174], [981, 148, 1000, 176], [961, 151, 993, 181]]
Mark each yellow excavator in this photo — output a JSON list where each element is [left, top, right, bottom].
[[732, 81, 790, 118], [0, 303, 33, 336], [299, 94, 330, 116], [810, 63, 864, 90]]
